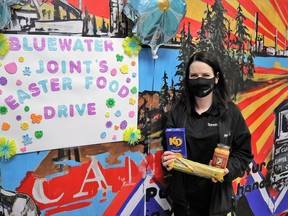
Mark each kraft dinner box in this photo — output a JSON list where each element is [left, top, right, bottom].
[[165, 128, 187, 158]]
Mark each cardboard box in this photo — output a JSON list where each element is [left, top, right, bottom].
[[165, 128, 187, 158]]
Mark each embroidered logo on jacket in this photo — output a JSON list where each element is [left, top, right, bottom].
[[208, 123, 218, 127]]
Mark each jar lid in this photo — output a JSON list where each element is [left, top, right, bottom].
[[218, 143, 230, 149]]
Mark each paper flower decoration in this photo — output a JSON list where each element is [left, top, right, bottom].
[[106, 98, 116, 108], [123, 126, 141, 146], [7, 0, 24, 6], [122, 36, 142, 56], [0, 137, 17, 160], [0, 34, 10, 56], [124, 0, 187, 59], [0, 105, 8, 115]]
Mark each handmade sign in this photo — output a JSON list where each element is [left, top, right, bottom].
[[0, 34, 139, 154]]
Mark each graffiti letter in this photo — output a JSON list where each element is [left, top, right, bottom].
[[74, 160, 107, 198], [32, 179, 64, 204], [146, 187, 157, 202]]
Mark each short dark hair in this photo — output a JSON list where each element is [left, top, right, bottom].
[[179, 51, 231, 112]]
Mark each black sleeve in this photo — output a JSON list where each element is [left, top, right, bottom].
[[225, 104, 254, 181]]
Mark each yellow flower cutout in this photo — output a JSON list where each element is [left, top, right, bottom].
[[0, 34, 10, 57], [129, 97, 136, 105], [122, 36, 142, 56], [0, 137, 17, 160], [123, 126, 141, 146], [20, 121, 29, 130], [18, 56, 25, 62]]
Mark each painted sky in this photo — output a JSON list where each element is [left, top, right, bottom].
[[181, 0, 288, 49], [61, 0, 288, 49], [139, 48, 180, 92]]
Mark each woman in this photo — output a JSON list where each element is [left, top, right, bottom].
[[161, 51, 253, 216]]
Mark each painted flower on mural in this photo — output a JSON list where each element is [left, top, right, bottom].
[[0, 34, 10, 56], [122, 36, 142, 56], [7, 0, 25, 7], [0, 0, 11, 30], [0, 0, 24, 29], [123, 126, 141, 146], [0, 137, 17, 160], [124, 0, 187, 59]]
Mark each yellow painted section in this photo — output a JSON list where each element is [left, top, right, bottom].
[[255, 120, 274, 153], [186, 1, 207, 21], [241, 85, 287, 133], [253, 73, 288, 82], [273, 62, 288, 70]]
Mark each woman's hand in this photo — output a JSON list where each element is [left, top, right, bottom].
[[161, 151, 175, 171], [209, 160, 229, 183]]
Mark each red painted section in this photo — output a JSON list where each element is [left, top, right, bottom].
[[255, 130, 274, 163], [17, 161, 98, 211], [270, 0, 288, 27], [60, 0, 111, 18], [179, 17, 202, 37], [16, 152, 165, 215]]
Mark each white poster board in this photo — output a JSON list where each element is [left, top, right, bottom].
[[0, 34, 138, 153]]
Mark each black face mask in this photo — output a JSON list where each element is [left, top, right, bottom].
[[188, 77, 215, 98]]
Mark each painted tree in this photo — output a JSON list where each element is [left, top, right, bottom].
[[92, 15, 97, 36], [203, 0, 237, 96], [170, 79, 177, 107], [209, 0, 229, 57], [174, 22, 195, 91], [245, 48, 255, 79], [99, 18, 108, 33], [196, 4, 214, 52], [234, 4, 254, 86], [159, 71, 170, 113], [82, 6, 90, 35]]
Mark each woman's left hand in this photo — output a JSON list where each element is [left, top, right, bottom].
[[211, 168, 229, 183], [209, 160, 229, 183]]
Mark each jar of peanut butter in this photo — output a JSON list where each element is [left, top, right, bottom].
[[211, 144, 230, 169]]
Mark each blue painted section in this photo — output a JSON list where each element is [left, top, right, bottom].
[[0, 151, 48, 190], [139, 48, 180, 92], [254, 56, 288, 68]]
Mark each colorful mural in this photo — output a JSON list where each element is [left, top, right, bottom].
[[0, 0, 288, 216]]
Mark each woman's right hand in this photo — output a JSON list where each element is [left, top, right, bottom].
[[161, 151, 175, 171]]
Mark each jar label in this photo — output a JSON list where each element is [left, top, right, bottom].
[[212, 152, 228, 169]]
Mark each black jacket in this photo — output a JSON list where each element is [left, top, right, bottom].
[[162, 101, 254, 216]]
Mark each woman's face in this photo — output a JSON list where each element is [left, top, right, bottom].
[[188, 61, 218, 83], [187, 61, 219, 98]]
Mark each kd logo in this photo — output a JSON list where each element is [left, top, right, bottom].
[[169, 136, 183, 147]]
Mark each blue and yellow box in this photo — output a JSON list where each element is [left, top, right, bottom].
[[165, 128, 187, 158]]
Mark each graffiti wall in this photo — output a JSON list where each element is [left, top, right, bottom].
[[0, 0, 288, 216]]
